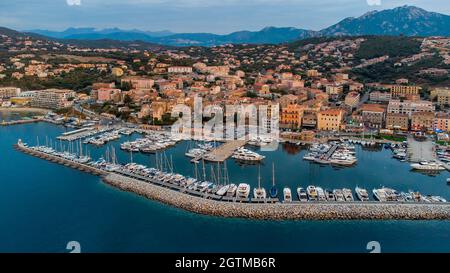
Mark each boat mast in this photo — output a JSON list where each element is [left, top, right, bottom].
[[210, 165, 216, 183], [272, 162, 275, 187], [217, 162, 221, 186], [258, 165, 261, 190], [202, 159, 206, 181], [194, 161, 199, 180]]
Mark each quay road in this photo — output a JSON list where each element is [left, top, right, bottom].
[[408, 136, 436, 163]]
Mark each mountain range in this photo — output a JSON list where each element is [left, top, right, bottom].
[[10, 6, 450, 47]]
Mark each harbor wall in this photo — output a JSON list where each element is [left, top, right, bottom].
[[103, 173, 450, 221], [15, 143, 450, 221]]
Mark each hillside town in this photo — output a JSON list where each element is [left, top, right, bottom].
[[1, 30, 450, 144]]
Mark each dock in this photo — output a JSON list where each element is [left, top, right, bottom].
[[1, 118, 42, 126], [200, 139, 248, 162], [14, 142, 450, 221], [324, 144, 339, 160], [407, 137, 436, 163]]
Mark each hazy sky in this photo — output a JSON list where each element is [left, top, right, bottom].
[[0, 0, 449, 33]]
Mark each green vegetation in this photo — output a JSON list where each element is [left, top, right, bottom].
[[355, 36, 421, 60], [0, 68, 118, 91], [153, 113, 178, 126], [362, 134, 407, 142], [352, 55, 450, 85], [380, 135, 407, 142]]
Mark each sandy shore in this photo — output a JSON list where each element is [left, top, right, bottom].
[[0, 107, 49, 114]]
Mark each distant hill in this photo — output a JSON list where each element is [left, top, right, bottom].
[[7, 5, 450, 47], [28, 26, 316, 46], [320, 5, 450, 37], [0, 26, 26, 38]]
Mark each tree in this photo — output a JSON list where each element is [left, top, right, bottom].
[[121, 81, 132, 91], [123, 94, 133, 104]]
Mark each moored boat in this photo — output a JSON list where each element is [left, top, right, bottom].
[[283, 187, 292, 203], [355, 186, 370, 201]]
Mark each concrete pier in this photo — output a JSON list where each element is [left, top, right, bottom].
[[202, 139, 248, 162], [14, 142, 450, 221], [103, 173, 450, 220], [408, 137, 436, 163], [1, 118, 42, 126]]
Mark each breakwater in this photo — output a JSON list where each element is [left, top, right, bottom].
[[103, 174, 450, 220], [15, 142, 450, 220], [1, 118, 42, 126]]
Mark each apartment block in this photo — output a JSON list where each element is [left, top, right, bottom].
[[30, 89, 75, 109]]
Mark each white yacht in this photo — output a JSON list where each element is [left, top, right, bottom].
[[283, 187, 292, 203], [236, 183, 251, 199], [226, 184, 238, 197], [253, 167, 266, 199], [306, 185, 318, 201], [373, 188, 390, 202], [316, 187, 327, 201], [355, 187, 370, 201], [333, 189, 345, 202], [343, 188, 354, 201], [185, 148, 207, 158], [232, 147, 265, 162], [297, 187, 308, 202], [216, 185, 230, 196], [411, 161, 445, 171]]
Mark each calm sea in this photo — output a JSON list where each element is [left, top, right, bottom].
[[1, 114, 449, 253]]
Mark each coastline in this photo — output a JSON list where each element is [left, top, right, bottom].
[[0, 107, 49, 114], [103, 173, 450, 221]]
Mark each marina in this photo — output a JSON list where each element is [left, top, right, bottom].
[[14, 137, 450, 220], [2, 121, 450, 252]]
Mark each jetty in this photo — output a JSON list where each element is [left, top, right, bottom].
[[14, 143, 106, 176], [1, 118, 42, 126], [14, 142, 450, 221], [200, 139, 248, 162], [103, 173, 450, 220]]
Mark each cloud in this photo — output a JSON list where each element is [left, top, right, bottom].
[[366, 0, 381, 6], [66, 0, 81, 6]]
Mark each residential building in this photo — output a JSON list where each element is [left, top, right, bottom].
[[370, 91, 391, 103], [387, 99, 434, 118], [121, 77, 155, 89], [317, 109, 344, 131], [30, 89, 75, 109], [306, 70, 319, 77], [344, 91, 360, 108], [360, 104, 386, 129], [281, 104, 303, 129], [431, 87, 450, 107], [434, 112, 450, 132], [0, 87, 21, 99], [411, 112, 435, 132], [389, 85, 421, 98], [386, 113, 409, 131], [325, 84, 343, 98], [97, 88, 121, 103], [168, 66, 193, 74]]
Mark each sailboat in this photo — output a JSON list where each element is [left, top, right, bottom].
[[253, 165, 266, 199], [270, 163, 278, 198]]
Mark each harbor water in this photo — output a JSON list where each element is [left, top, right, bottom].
[[1, 118, 450, 252]]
